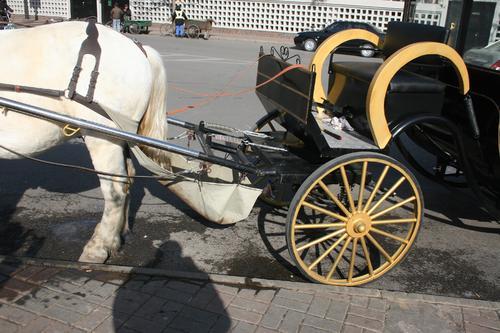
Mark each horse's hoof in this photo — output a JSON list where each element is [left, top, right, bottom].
[[78, 250, 108, 264]]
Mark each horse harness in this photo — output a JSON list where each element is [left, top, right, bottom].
[[0, 19, 148, 136]]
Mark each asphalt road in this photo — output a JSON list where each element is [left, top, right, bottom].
[[1, 34, 499, 301]]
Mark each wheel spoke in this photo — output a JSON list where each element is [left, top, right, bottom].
[[308, 234, 348, 270], [296, 228, 346, 252], [295, 222, 345, 230], [318, 180, 351, 217], [366, 177, 406, 215], [302, 201, 349, 222], [340, 166, 356, 212], [362, 166, 389, 212], [366, 233, 393, 263], [348, 238, 358, 282], [326, 236, 352, 279], [370, 196, 416, 220], [357, 161, 368, 211], [371, 218, 417, 225], [360, 236, 373, 275], [370, 227, 409, 244], [268, 121, 276, 132]]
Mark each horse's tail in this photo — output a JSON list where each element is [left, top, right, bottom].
[[137, 45, 171, 168]]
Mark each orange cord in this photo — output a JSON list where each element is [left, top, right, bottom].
[[167, 56, 306, 116]]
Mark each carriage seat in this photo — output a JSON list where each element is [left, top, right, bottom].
[[327, 21, 449, 137]]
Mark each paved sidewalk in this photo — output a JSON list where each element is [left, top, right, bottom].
[[0, 262, 499, 333]]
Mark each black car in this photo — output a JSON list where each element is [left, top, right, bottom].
[[294, 21, 383, 56]]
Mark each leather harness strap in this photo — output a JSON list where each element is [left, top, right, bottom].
[[66, 19, 101, 103]]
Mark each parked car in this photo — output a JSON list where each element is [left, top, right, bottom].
[[463, 40, 500, 71], [293, 21, 384, 56]]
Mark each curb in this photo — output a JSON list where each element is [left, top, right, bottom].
[[1, 255, 499, 310]]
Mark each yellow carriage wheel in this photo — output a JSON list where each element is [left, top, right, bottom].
[[286, 152, 423, 286]]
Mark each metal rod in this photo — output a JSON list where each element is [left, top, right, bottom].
[[0, 97, 268, 176]]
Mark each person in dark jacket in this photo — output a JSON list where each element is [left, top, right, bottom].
[[0, 0, 13, 21], [122, 3, 131, 22], [171, 4, 187, 37]]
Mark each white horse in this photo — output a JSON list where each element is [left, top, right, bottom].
[[0, 21, 169, 263]]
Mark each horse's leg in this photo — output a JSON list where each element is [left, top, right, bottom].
[[122, 152, 135, 237], [79, 136, 130, 263]]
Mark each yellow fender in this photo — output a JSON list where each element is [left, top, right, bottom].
[[367, 42, 470, 149], [309, 29, 381, 113]]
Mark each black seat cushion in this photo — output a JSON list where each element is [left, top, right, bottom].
[[333, 62, 446, 94]]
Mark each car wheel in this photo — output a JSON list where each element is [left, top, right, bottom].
[[303, 39, 317, 52], [360, 43, 375, 57]]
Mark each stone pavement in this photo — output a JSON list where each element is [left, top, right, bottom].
[[0, 262, 499, 333]]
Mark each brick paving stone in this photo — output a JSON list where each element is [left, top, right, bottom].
[[122, 315, 169, 333], [141, 278, 167, 295], [303, 313, 342, 332], [42, 304, 85, 324], [463, 312, 500, 330], [21, 316, 59, 333], [255, 290, 277, 304], [226, 305, 263, 324], [341, 324, 363, 333], [135, 295, 168, 319], [261, 305, 287, 329], [26, 268, 61, 284], [13, 266, 45, 281], [278, 309, 305, 333], [349, 296, 369, 308], [367, 298, 386, 312], [166, 280, 201, 295], [54, 270, 90, 286], [124, 278, 147, 291], [463, 307, 481, 317], [348, 305, 385, 321], [437, 304, 463, 328], [0, 287, 22, 302], [89, 271, 129, 285], [232, 321, 258, 333], [168, 315, 211, 333], [308, 296, 331, 318], [156, 287, 193, 304], [73, 306, 111, 331], [42, 320, 85, 332], [277, 289, 314, 304], [272, 296, 310, 313], [51, 293, 96, 315], [256, 326, 278, 333], [325, 300, 349, 322], [181, 305, 219, 325], [344, 314, 383, 332], [189, 289, 217, 309], [93, 310, 130, 333], [91, 282, 120, 299], [480, 309, 500, 320], [43, 278, 83, 295], [464, 322, 500, 333], [103, 289, 151, 314], [0, 274, 7, 284], [300, 325, 328, 333], [210, 315, 235, 333], [162, 300, 185, 314], [205, 292, 236, 314], [0, 263, 20, 277], [231, 296, 269, 314], [1, 278, 37, 294], [0, 303, 37, 325], [238, 288, 257, 300], [0, 317, 20, 333]]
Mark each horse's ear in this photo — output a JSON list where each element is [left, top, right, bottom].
[[86, 19, 99, 37]]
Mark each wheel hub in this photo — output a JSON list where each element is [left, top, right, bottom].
[[346, 212, 371, 237]]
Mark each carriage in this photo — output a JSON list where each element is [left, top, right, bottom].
[[0, 0, 498, 286]]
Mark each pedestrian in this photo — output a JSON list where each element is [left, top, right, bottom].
[[122, 3, 131, 22], [171, 4, 187, 37], [0, 0, 13, 21], [110, 3, 123, 32]]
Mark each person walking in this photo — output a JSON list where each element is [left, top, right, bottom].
[[122, 3, 131, 22], [0, 0, 13, 21], [110, 3, 123, 32], [171, 4, 187, 37]]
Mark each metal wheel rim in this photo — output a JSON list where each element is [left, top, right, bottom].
[[289, 156, 422, 286], [360, 44, 374, 57], [304, 40, 316, 51]]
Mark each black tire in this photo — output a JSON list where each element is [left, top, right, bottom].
[[129, 23, 140, 34], [303, 39, 317, 52], [187, 25, 200, 38], [286, 151, 424, 286]]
